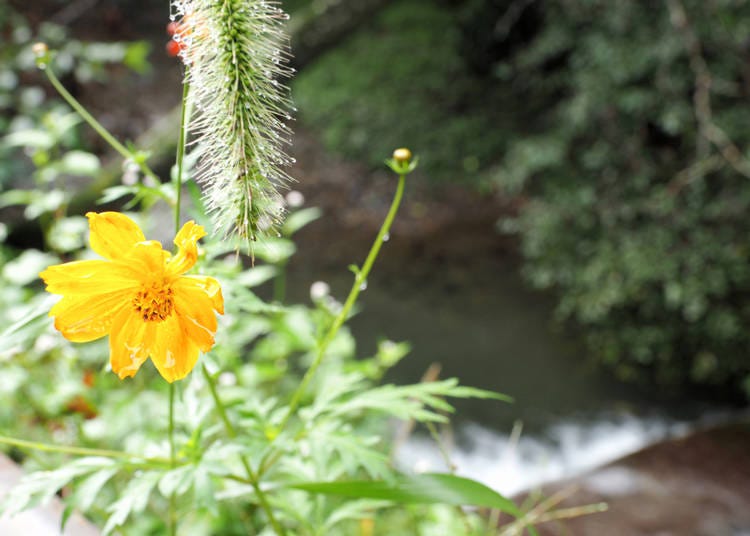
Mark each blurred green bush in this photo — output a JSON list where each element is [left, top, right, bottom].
[[489, 0, 750, 396], [292, 0, 513, 183]]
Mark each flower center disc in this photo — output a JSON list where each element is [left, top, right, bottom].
[[133, 285, 174, 322]]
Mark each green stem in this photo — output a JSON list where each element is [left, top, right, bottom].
[[44, 67, 161, 185], [166, 74, 190, 536], [201, 365, 286, 536], [258, 172, 406, 477], [175, 77, 190, 230], [168, 383, 177, 536], [273, 260, 287, 303], [0, 435, 172, 465], [280, 173, 405, 430]]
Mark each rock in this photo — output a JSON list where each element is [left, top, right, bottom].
[[513, 422, 750, 536], [0, 454, 100, 536]]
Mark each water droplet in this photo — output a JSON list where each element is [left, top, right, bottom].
[[359, 280, 368, 291], [382, 232, 390, 242]]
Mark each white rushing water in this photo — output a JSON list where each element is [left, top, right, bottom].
[[394, 415, 697, 496]]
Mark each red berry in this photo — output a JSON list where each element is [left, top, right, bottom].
[[166, 21, 179, 35], [166, 39, 182, 57]]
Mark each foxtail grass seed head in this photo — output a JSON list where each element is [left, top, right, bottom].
[[171, 0, 294, 243]]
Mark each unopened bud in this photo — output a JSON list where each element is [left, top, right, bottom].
[[393, 148, 412, 164], [386, 147, 418, 175], [31, 42, 50, 69]]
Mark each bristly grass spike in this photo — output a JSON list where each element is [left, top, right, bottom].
[[172, 0, 295, 246]]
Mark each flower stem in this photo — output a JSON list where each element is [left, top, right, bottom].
[[175, 76, 190, 230], [259, 172, 407, 476], [43, 66, 161, 185], [282, 173, 405, 429], [167, 73, 190, 536], [201, 364, 286, 536], [168, 382, 177, 536], [0, 435, 172, 465]]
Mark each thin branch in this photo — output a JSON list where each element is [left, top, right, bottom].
[[666, 0, 750, 179]]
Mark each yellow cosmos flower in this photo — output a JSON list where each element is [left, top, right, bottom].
[[39, 212, 224, 383]]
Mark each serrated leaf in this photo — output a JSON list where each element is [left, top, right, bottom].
[[72, 466, 118, 512], [158, 464, 196, 497], [103, 471, 161, 535], [0, 457, 116, 517]]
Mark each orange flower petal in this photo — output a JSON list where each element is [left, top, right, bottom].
[[86, 212, 145, 260], [176, 275, 224, 315], [173, 275, 223, 333], [109, 307, 157, 379], [150, 314, 200, 383], [40, 260, 139, 295], [50, 291, 130, 342], [167, 221, 206, 276], [122, 240, 170, 277]]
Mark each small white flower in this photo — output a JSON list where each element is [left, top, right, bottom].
[[285, 190, 305, 208], [310, 281, 330, 301], [218, 372, 237, 387]]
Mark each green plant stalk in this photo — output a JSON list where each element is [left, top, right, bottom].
[[0, 435, 172, 465], [174, 77, 190, 231], [167, 75, 190, 536], [168, 382, 177, 536], [201, 365, 286, 536], [260, 172, 407, 476], [273, 258, 288, 303], [284, 173, 405, 424], [44, 67, 162, 186]]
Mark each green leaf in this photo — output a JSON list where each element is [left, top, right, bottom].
[[289, 473, 522, 516], [47, 215, 88, 253], [236, 265, 277, 288], [24, 189, 66, 219], [103, 471, 161, 535], [72, 467, 118, 512], [2, 249, 58, 285], [0, 457, 116, 517], [253, 237, 296, 264], [59, 150, 100, 176], [123, 41, 151, 74], [3, 129, 55, 149], [158, 465, 196, 497], [0, 295, 54, 356], [282, 207, 322, 236]]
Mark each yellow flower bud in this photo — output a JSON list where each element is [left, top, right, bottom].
[[31, 42, 50, 69], [393, 148, 412, 164], [31, 42, 49, 57]]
